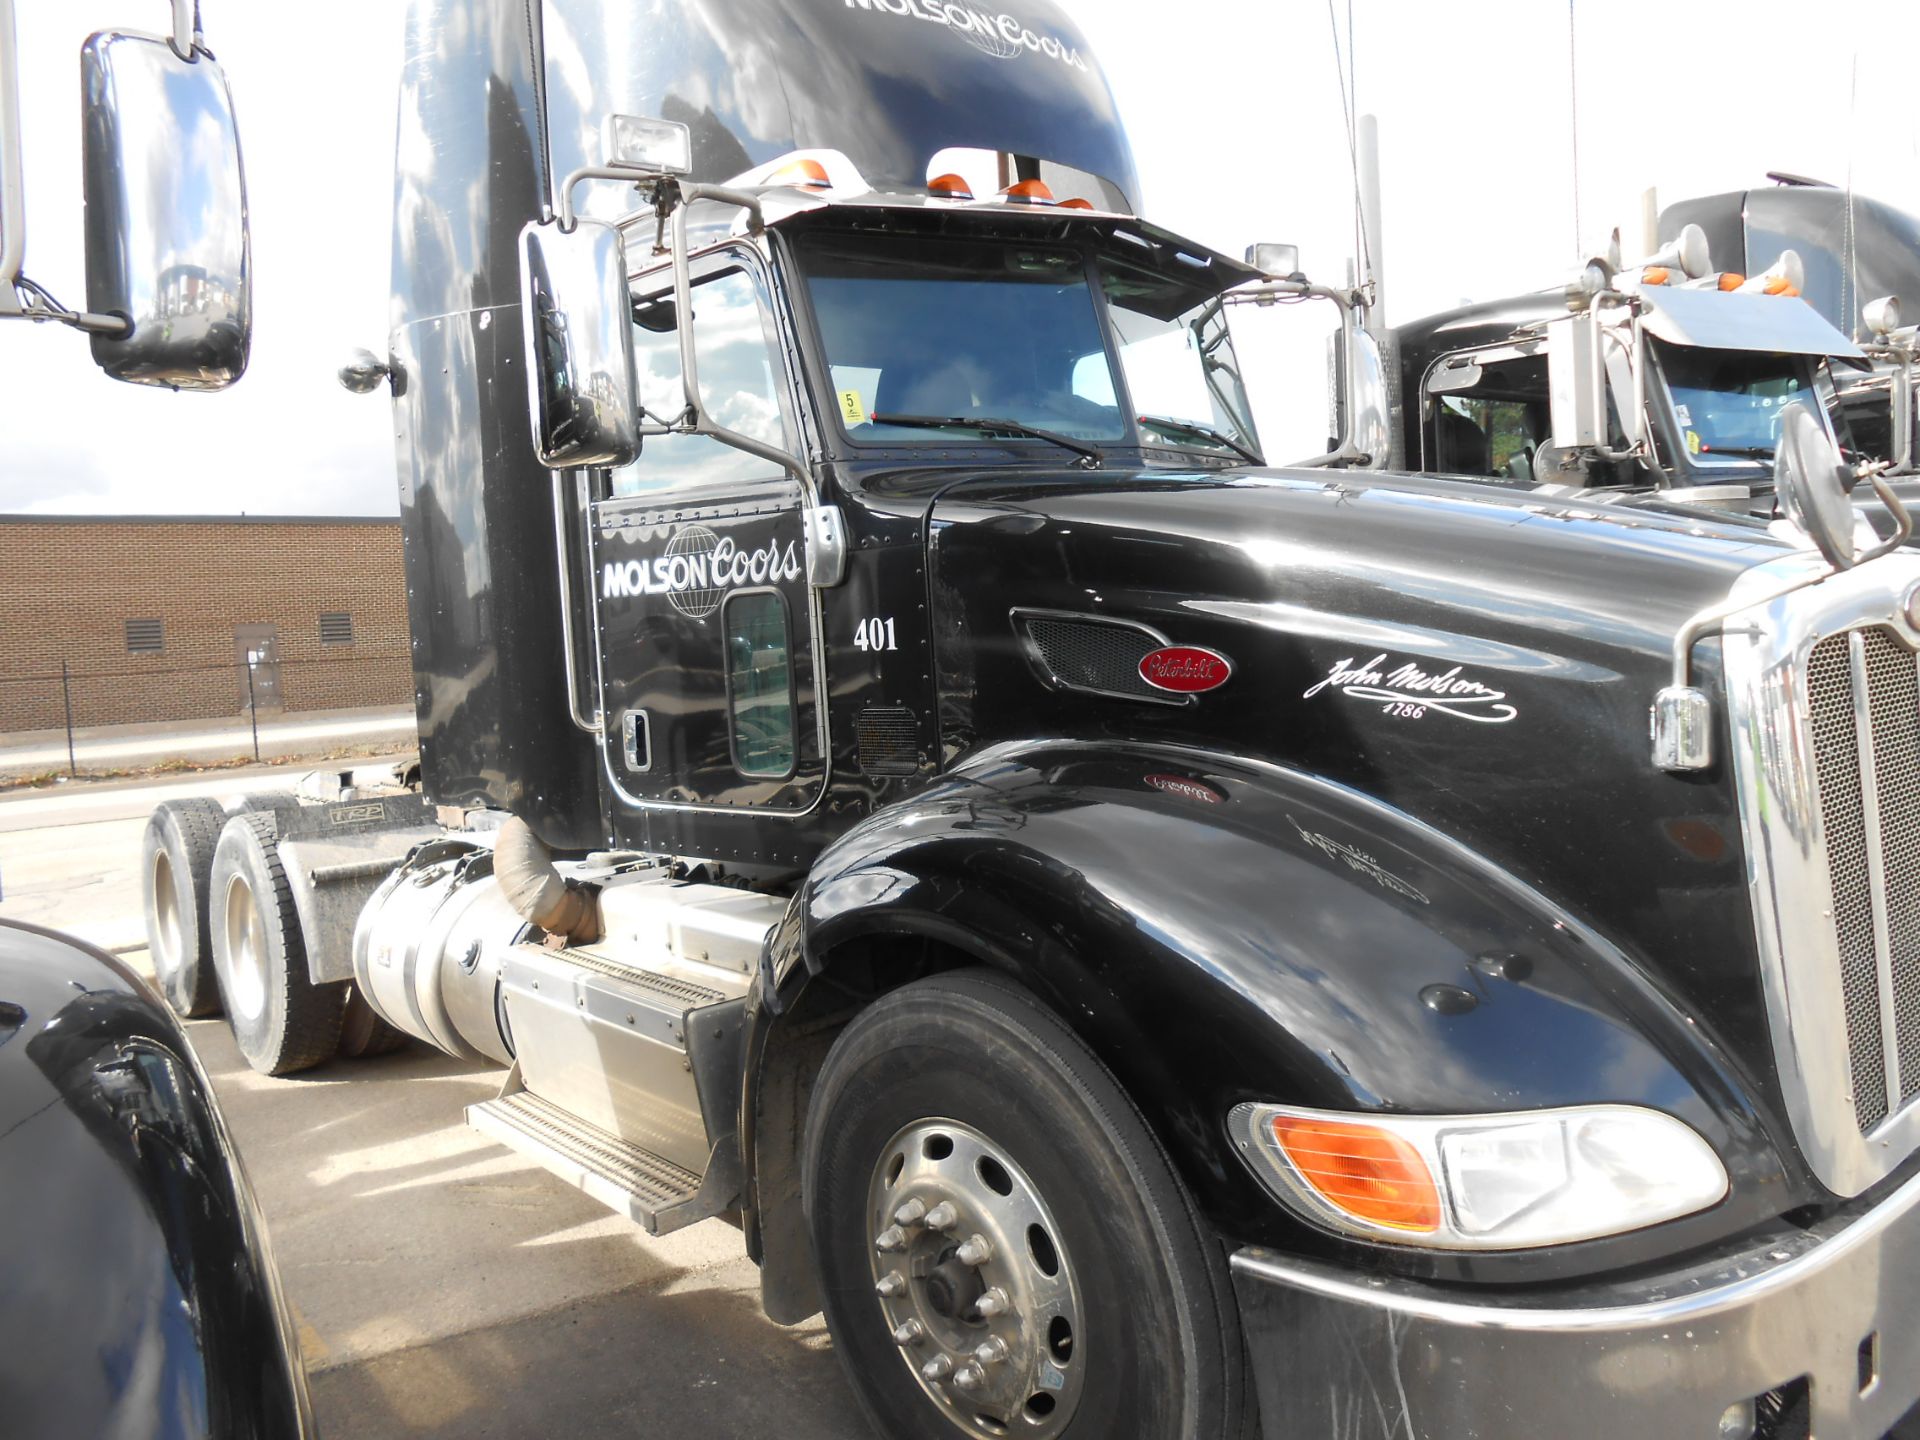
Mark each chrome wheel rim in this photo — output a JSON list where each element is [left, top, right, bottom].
[[867, 1118, 1083, 1438], [150, 849, 182, 977], [221, 872, 268, 1022]]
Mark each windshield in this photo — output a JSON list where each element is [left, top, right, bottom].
[[799, 233, 1126, 446], [1655, 341, 1816, 461], [1094, 264, 1260, 459], [795, 230, 1260, 462]]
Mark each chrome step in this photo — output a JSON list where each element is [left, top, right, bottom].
[[468, 1083, 727, 1236], [552, 947, 728, 1008]]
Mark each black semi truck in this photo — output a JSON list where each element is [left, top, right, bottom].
[[123, 3, 1920, 1437], [1373, 178, 1920, 499]]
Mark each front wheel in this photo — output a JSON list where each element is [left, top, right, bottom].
[[803, 970, 1248, 1440]]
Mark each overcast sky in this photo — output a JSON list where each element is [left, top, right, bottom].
[[3, 0, 1917, 514]]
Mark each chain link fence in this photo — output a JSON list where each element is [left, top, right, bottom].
[[0, 651, 414, 774]]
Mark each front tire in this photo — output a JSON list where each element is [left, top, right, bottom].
[[209, 813, 345, 1075], [803, 970, 1247, 1440]]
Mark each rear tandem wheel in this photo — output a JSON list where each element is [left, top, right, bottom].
[[208, 812, 346, 1075]]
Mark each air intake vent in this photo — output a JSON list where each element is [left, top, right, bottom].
[[320, 611, 355, 645], [857, 706, 919, 776], [125, 617, 163, 653], [1015, 612, 1185, 705]]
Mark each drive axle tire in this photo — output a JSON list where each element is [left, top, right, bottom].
[[141, 798, 228, 1018], [337, 985, 411, 1059], [803, 970, 1248, 1440], [209, 813, 345, 1075]]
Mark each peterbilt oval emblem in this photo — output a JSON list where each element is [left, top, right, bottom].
[[1138, 645, 1232, 693]]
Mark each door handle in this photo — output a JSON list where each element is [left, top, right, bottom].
[[621, 710, 651, 773]]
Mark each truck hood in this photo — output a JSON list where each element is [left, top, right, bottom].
[[922, 464, 1798, 1132]]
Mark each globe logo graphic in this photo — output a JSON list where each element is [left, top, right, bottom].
[[666, 524, 724, 620], [955, 15, 1021, 59]]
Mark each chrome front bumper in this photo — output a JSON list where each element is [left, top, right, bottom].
[[1231, 1166, 1920, 1439]]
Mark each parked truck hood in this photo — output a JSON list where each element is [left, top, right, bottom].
[[921, 463, 1805, 1158]]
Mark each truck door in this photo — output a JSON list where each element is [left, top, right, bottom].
[[587, 252, 827, 826], [234, 624, 283, 711]]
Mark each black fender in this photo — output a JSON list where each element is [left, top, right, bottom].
[[745, 740, 1797, 1299], [0, 920, 314, 1439]]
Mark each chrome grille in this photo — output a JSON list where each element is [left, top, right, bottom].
[[1806, 632, 1890, 1130], [1724, 553, 1920, 1196], [1864, 631, 1920, 1105]]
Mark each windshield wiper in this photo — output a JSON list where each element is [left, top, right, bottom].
[[1698, 445, 1774, 459], [1136, 413, 1261, 466], [869, 413, 1105, 467]]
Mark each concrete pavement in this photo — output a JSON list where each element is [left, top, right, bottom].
[[170, 998, 868, 1439]]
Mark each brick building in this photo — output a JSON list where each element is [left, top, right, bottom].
[[0, 516, 411, 735]]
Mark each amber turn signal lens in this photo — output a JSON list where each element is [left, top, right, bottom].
[[1270, 1115, 1442, 1232]]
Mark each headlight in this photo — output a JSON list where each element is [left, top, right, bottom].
[[1228, 1102, 1728, 1250]]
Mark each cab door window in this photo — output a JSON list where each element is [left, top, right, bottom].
[[724, 591, 797, 779], [1431, 355, 1551, 480], [611, 266, 790, 497]]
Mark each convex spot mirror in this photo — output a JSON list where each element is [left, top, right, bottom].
[[81, 30, 250, 390], [519, 219, 640, 469], [1774, 404, 1861, 569]]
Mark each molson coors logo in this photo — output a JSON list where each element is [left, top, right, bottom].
[[601, 525, 803, 621], [843, 0, 1092, 71]]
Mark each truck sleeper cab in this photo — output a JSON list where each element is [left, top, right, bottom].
[[143, 3, 1920, 1437]]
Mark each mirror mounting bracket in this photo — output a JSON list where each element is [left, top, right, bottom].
[[1653, 420, 1916, 773], [664, 180, 844, 587]]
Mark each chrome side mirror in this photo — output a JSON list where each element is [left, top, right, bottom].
[[518, 218, 640, 469], [1346, 326, 1392, 469], [80, 28, 250, 389]]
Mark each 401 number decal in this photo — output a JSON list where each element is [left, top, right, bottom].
[[853, 617, 899, 652]]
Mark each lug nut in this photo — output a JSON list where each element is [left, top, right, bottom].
[[953, 1362, 986, 1392], [893, 1319, 927, 1347], [973, 1337, 1010, 1367], [956, 1233, 993, 1267], [875, 1271, 906, 1298], [875, 1225, 908, 1253], [974, 1287, 1010, 1318], [923, 1201, 959, 1231], [894, 1198, 928, 1226], [921, 1354, 955, 1383]]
